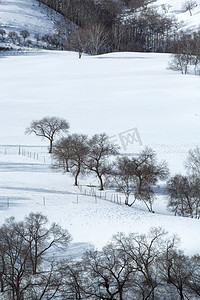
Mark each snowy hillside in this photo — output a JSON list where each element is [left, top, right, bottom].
[[0, 149, 199, 256], [0, 0, 64, 48], [0, 50, 199, 256], [0, 0, 200, 44], [0, 51, 199, 173], [155, 0, 200, 31], [0, 0, 199, 269]]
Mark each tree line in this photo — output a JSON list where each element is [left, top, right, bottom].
[[35, 0, 200, 73], [36, 0, 178, 56], [0, 28, 66, 50], [0, 213, 199, 300], [25, 116, 200, 218]]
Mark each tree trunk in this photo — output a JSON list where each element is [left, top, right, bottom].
[[74, 169, 80, 186], [0, 274, 4, 292], [97, 174, 104, 190], [49, 139, 53, 153], [125, 195, 129, 205], [65, 159, 70, 172]]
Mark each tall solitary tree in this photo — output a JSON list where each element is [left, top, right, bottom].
[[25, 116, 70, 153]]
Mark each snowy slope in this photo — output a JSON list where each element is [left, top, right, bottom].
[[0, 0, 63, 39], [154, 0, 200, 31], [0, 51, 199, 173], [0, 0, 199, 42], [0, 50, 199, 256], [0, 151, 199, 256], [0, 0, 199, 259]]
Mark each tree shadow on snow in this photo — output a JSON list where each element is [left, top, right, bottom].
[[0, 162, 50, 173], [0, 185, 74, 195]]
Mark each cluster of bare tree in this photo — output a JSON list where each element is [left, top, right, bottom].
[[167, 146, 200, 218], [52, 135, 169, 212], [60, 227, 200, 300], [52, 137, 200, 216], [52, 133, 118, 190], [0, 29, 32, 47], [1, 219, 199, 300], [169, 30, 200, 75], [36, 0, 177, 55], [25, 117, 168, 212], [0, 212, 71, 300], [111, 148, 169, 211], [0, 29, 66, 50], [25, 117, 200, 217]]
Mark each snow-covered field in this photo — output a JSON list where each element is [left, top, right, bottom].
[[0, 150, 200, 256], [0, 51, 199, 171], [0, 0, 199, 258], [0, 50, 199, 256]]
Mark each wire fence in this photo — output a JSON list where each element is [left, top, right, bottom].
[[0, 145, 124, 207], [0, 145, 51, 163], [77, 184, 123, 205]]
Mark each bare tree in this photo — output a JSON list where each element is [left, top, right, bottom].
[[132, 147, 169, 212], [34, 33, 41, 45], [27, 261, 63, 300], [167, 174, 200, 218], [113, 227, 170, 300], [84, 22, 108, 55], [24, 212, 72, 274], [68, 134, 89, 186], [113, 148, 168, 211], [66, 28, 89, 58], [52, 134, 89, 186], [8, 31, 20, 44], [86, 133, 118, 190], [160, 247, 193, 300], [182, 0, 197, 16], [81, 245, 134, 300], [168, 53, 191, 74], [52, 136, 73, 172], [0, 29, 6, 41], [112, 156, 137, 205], [0, 213, 70, 300], [185, 146, 200, 176], [186, 255, 200, 297], [0, 217, 32, 300], [59, 260, 85, 300], [19, 30, 30, 44], [66, 22, 108, 57], [25, 116, 70, 153], [169, 32, 198, 75]]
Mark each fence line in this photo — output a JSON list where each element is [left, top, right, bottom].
[[0, 145, 51, 164], [78, 184, 123, 205], [0, 145, 124, 206]]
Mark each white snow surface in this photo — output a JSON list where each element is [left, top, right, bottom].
[[0, 51, 199, 173], [0, 50, 199, 256]]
